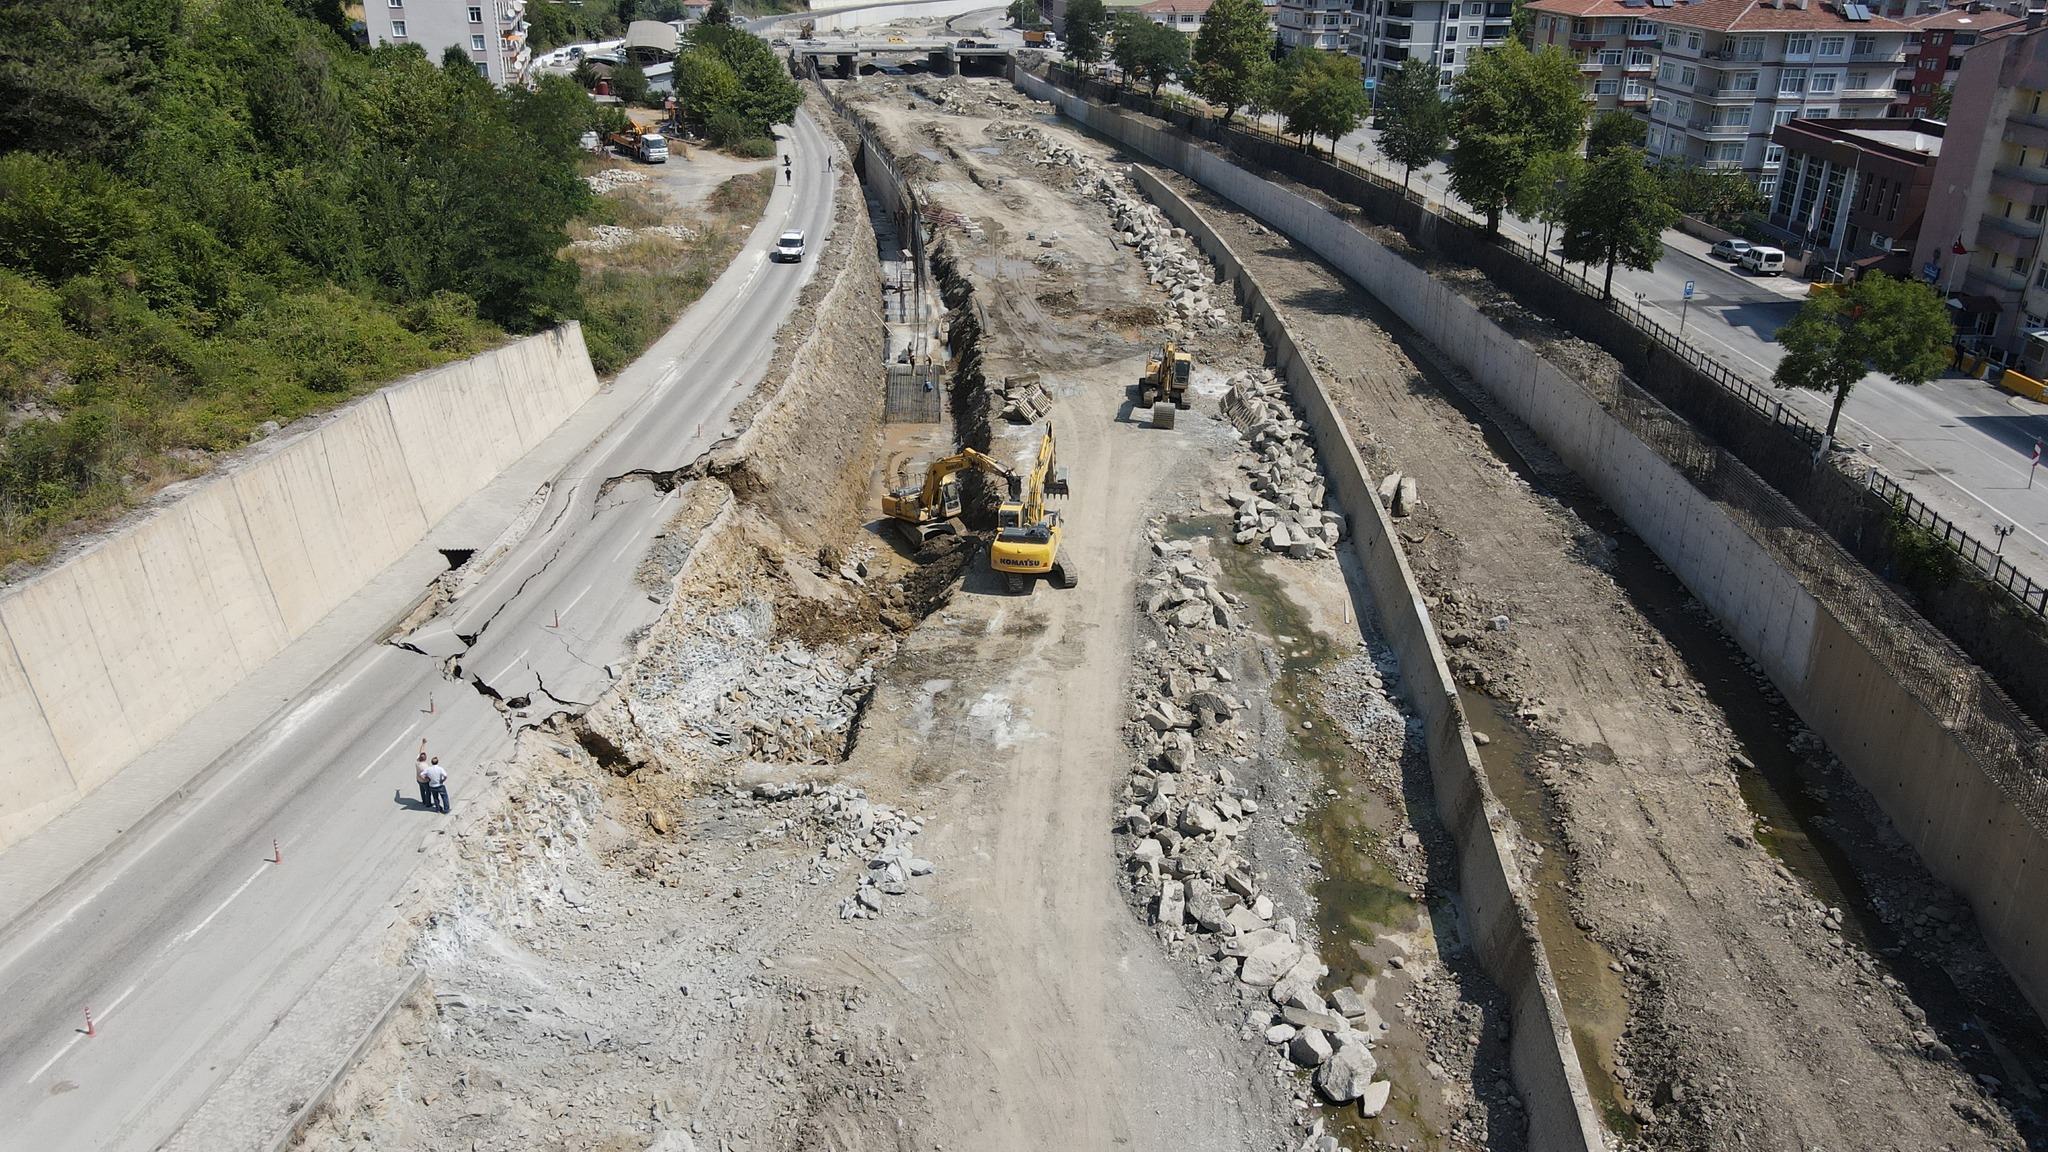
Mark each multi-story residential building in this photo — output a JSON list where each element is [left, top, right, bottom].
[[1527, 0, 1911, 196], [366, 0, 533, 86], [1278, 0, 1358, 50], [1350, 0, 1515, 92], [1765, 116, 1944, 271], [1892, 5, 2021, 117], [1139, 0, 1215, 33], [1921, 20, 2048, 364]]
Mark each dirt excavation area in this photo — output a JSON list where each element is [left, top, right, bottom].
[[287, 72, 2041, 1152]]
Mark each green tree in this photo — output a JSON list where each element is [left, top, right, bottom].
[[1063, 0, 1109, 65], [0, 0, 179, 161], [611, 56, 651, 104], [1518, 148, 1583, 256], [1278, 49, 1369, 157], [680, 23, 803, 138], [703, 0, 734, 26], [1557, 147, 1675, 300], [1375, 57, 1446, 190], [1188, 0, 1273, 126], [1446, 41, 1586, 235], [1930, 82, 1955, 120], [1008, 0, 1044, 27], [1110, 11, 1190, 95], [1586, 109, 1644, 160], [1773, 272, 1954, 440]]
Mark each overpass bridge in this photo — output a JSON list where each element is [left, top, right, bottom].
[[792, 35, 1015, 75]]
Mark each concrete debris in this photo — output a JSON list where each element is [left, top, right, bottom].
[[998, 373, 1056, 423], [1218, 372, 1341, 560], [584, 167, 650, 195], [572, 222, 700, 253], [1314, 1040, 1379, 1102], [1356, 1078, 1394, 1117], [1286, 1026, 1333, 1068], [1393, 475, 1420, 519]]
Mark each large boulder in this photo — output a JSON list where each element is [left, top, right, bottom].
[[1156, 879, 1185, 928], [1240, 939, 1304, 986], [1315, 1041, 1379, 1102], [1287, 1027, 1333, 1067]]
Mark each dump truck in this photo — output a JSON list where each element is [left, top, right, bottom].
[[1137, 340, 1192, 428], [1022, 28, 1053, 46], [882, 448, 1019, 546], [607, 129, 669, 163], [988, 423, 1076, 592]]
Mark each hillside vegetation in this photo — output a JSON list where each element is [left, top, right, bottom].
[[0, 0, 596, 570]]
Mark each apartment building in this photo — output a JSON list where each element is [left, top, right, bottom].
[[1526, 0, 1910, 195], [1893, 5, 2022, 117], [1921, 20, 2048, 363], [1278, 0, 1358, 49], [1139, 0, 1216, 32], [366, 0, 533, 86], [1765, 116, 1943, 270], [1349, 0, 1515, 91]]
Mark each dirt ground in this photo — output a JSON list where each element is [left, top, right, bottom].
[[293, 71, 1516, 1152], [1152, 169, 2045, 1150]]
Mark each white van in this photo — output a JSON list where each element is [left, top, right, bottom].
[[1740, 245, 1786, 276]]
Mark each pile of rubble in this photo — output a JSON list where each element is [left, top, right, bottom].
[[909, 76, 1034, 116], [572, 223, 701, 254], [606, 597, 876, 765], [1028, 135, 1228, 331], [1219, 372, 1345, 558], [1121, 535, 1396, 1120], [997, 373, 1055, 423], [585, 168, 650, 195], [739, 778, 934, 920]]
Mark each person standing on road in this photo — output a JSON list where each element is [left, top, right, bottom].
[[420, 756, 450, 814], [415, 750, 434, 807]]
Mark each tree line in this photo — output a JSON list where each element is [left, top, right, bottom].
[[0, 0, 604, 560]]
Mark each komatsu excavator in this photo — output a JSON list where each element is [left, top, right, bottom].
[[881, 447, 1018, 546], [988, 422, 1076, 593], [1137, 340, 1192, 428]]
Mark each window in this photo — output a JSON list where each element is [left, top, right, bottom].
[[391, 19, 407, 36], [1809, 107, 1832, 117], [1714, 105, 1752, 126], [1448, 2, 1459, 14], [1688, 30, 1701, 49], [1680, 65, 1696, 85], [1440, 69, 1453, 85], [1780, 68, 1806, 93], [1594, 78, 1620, 94], [1603, 17, 1625, 33], [470, 34, 486, 50], [1786, 33, 1813, 56], [1445, 25, 1456, 40], [1634, 19, 1658, 37], [1818, 35, 1844, 56], [1847, 71, 1867, 90], [1659, 62, 1676, 82], [1466, 25, 1480, 40], [2036, 265, 2048, 288], [1919, 57, 1939, 71], [2031, 204, 2047, 224], [1599, 49, 1624, 64], [388, 0, 401, 6], [1737, 34, 1764, 59], [1718, 142, 1743, 160], [1774, 107, 1797, 125], [1667, 28, 1681, 45], [1852, 33, 1876, 55], [1758, 176, 1777, 197], [1443, 47, 1456, 62], [474, 61, 489, 78], [468, 4, 483, 20], [1811, 71, 1837, 92], [1763, 143, 1784, 164], [1632, 49, 1656, 68], [1675, 99, 1692, 120], [1731, 71, 1758, 91]]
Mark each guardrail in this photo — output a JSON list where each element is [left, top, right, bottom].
[[1041, 64, 2048, 621]]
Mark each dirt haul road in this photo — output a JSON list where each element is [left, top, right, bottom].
[[293, 82, 1510, 1152], [1151, 169, 2044, 1150]]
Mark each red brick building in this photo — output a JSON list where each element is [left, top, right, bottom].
[[1893, 4, 2022, 117]]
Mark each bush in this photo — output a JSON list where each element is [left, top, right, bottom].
[[732, 136, 778, 159], [1887, 510, 1963, 588]]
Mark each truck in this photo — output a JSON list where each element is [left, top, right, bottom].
[[607, 129, 669, 163], [1022, 28, 1054, 46]]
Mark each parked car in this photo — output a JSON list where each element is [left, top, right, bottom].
[[772, 230, 807, 263], [1740, 245, 1786, 276], [1709, 238, 1752, 262]]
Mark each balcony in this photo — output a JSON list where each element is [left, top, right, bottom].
[[1993, 169, 2048, 208], [1692, 119, 1754, 137], [1979, 215, 2043, 258], [1850, 49, 1906, 63], [1570, 29, 1609, 45], [1577, 57, 1605, 72], [1628, 25, 1659, 40], [1967, 263, 2029, 294], [2004, 116, 2048, 153], [1625, 58, 1656, 73]]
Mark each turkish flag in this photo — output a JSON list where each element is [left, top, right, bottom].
[[1953, 237, 1968, 255]]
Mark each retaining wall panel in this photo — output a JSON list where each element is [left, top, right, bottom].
[[0, 633, 74, 847]]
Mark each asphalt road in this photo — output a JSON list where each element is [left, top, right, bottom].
[[1278, 117, 2048, 585], [0, 109, 837, 1152]]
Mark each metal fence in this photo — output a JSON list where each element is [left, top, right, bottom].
[[1046, 67, 2048, 622]]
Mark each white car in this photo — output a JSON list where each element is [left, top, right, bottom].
[[772, 230, 807, 263]]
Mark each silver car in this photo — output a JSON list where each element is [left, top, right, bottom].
[[1709, 238, 1752, 262]]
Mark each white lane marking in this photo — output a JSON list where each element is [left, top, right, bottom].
[[356, 722, 423, 780], [172, 864, 269, 948], [491, 647, 532, 685], [27, 983, 138, 1084], [611, 530, 642, 563], [561, 582, 595, 616]]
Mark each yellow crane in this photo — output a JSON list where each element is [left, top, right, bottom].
[[1137, 340, 1192, 428], [988, 423, 1076, 592], [881, 448, 1019, 546]]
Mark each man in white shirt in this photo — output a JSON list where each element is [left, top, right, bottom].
[[418, 756, 449, 813]]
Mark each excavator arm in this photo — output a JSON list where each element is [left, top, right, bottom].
[[882, 448, 1020, 544]]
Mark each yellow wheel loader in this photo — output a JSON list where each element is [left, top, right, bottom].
[[1137, 341, 1192, 428]]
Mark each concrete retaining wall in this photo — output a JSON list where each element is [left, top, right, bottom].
[[1129, 165, 1608, 1152], [1021, 73, 2048, 1027], [0, 325, 599, 851]]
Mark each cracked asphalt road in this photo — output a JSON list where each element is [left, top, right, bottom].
[[0, 110, 837, 1152]]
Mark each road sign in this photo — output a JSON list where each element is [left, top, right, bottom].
[[1683, 280, 1695, 300], [1922, 261, 1941, 282], [1364, 78, 1376, 89]]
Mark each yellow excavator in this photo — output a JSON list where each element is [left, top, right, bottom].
[[1137, 340, 1192, 428], [989, 423, 1076, 592], [882, 447, 1019, 547]]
